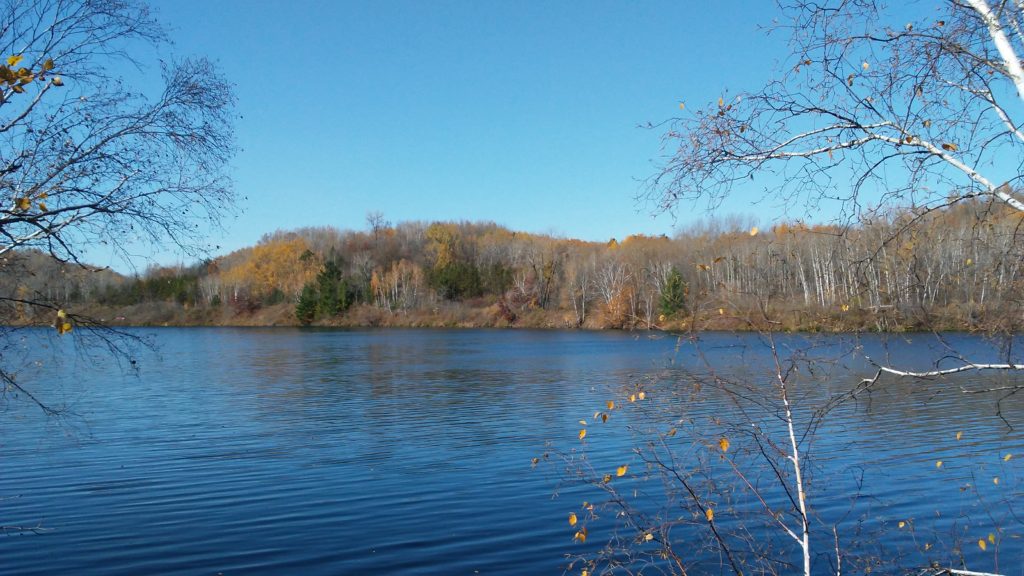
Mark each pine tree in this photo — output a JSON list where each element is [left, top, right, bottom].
[[659, 268, 687, 318], [295, 284, 318, 325], [317, 261, 343, 317]]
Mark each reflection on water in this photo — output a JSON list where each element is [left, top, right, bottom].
[[0, 328, 1021, 574]]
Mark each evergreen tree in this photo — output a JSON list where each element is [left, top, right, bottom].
[[295, 284, 318, 325], [317, 261, 343, 317], [659, 268, 687, 317], [336, 279, 351, 313]]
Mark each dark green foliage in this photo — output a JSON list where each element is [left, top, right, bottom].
[[429, 262, 482, 301], [262, 288, 286, 306], [336, 279, 352, 312], [99, 273, 200, 306], [659, 268, 687, 318], [295, 284, 317, 325], [480, 263, 514, 296], [318, 261, 344, 316], [294, 262, 359, 322]]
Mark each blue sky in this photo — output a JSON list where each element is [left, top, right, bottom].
[[131, 1, 787, 266]]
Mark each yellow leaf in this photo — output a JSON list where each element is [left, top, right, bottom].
[[923, 119, 932, 128], [638, 391, 646, 400], [579, 420, 587, 426], [678, 102, 685, 110], [862, 61, 869, 71], [582, 570, 588, 576], [1004, 453, 1013, 461], [602, 474, 611, 483], [42, 58, 54, 71], [994, 476, 1000, 485], [10, 82, 22, 93], [705, 509, 714, 522], [616, 465, 628, 477], [718, 437, 730, 452], [51, 76, 63, 86], [898, 521, 906, 528], [979, 539, 987, 551], [531, 457, 539, 466], [37, 201, 47, 211], [718, 97, 724, 107], [629, 394, 636, 403], [840, 304, 850, 312], [56, 309, 66, 319], [942, 142, 959, 152], [644, 533, 653, 541], [7, 54, 22, 67], [965, 259, 972, 266], [988, 533, 996, 544], [749, 226, 759, 236], [718, 308, 725, 315], [936, 460, 943, 468], [578, 429, 586, 440], [956, 431, 963, 440], [924, 542, 932, 551], [569, 512, 577, 526], [15, 196, 30, 211], [56, 321, 72, 335], [667, 428, 677, 437], [574, 527, 588, 543], [607, 400, 615, 410]]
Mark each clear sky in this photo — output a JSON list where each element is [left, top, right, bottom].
[[126, 0, 788, 267]]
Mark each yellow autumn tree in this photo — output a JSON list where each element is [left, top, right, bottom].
[[221, 237, 319, 301]]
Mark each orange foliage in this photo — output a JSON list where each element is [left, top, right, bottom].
[[221, 236, 319, 298]]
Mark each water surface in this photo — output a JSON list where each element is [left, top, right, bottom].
[[1, 329, 1022, 574]]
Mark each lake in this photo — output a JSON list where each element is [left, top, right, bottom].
[[1, 328, 1022, 574]]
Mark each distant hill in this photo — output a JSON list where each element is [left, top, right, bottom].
[[5, 203, 1023, 331]]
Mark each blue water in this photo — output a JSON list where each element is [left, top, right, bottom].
[[1, 329, 1022, 574]]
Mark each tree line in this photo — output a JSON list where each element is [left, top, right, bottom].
[[5, 199, 1023, 331]]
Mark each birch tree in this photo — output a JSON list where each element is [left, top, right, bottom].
[[646, 0, 1024, 370], [570, 1, 1024, 574], [648, 0, 1024, 221], [0, 0, 236, 415]]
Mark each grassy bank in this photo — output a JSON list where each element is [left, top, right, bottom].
[[59, 300, 997, 333]]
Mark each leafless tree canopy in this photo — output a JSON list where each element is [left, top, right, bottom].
[[0, 0, 235, 416], [647, 0, 1024, 222], [0, 0, 236, 266]]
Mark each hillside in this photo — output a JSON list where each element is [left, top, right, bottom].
[[4, 202, 1023, 332]]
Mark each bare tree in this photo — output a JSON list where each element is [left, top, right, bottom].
[[556, 1, 1024, 574], [647, 0, 1024, 223], [646, 0, 1024, 372], [366, 210, 389, 245], [0, 0, 236, 414]]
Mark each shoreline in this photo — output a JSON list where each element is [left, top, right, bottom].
[[10, 301, 997, 334]]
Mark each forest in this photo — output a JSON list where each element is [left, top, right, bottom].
[[4, 198, 1023, 332]]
